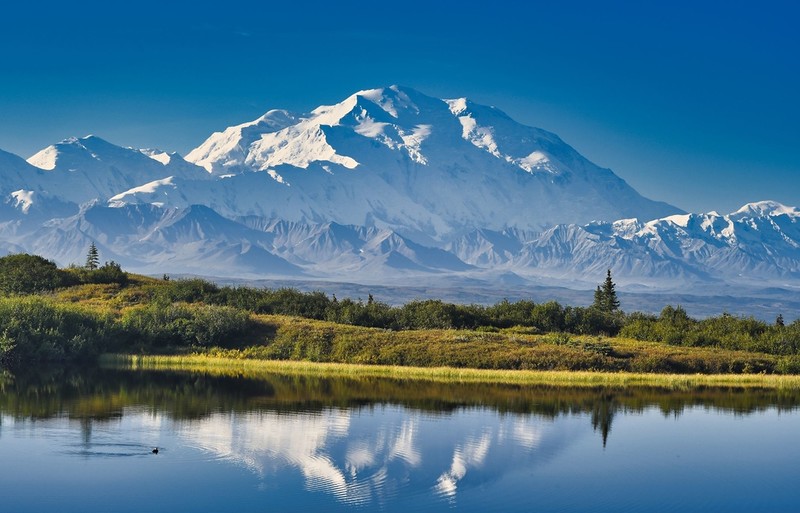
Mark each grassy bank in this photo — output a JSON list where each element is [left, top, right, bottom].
[[192, 314, 791, 375], [2, 273, 799, 376], [102, 354, 800, 389]]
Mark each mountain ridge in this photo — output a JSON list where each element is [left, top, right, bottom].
[[0, 85, 796, 295], [174, 85, 682, 239]]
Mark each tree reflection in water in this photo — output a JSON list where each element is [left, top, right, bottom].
[[2, 366, 800, 444], [3, 366, 800, 508]]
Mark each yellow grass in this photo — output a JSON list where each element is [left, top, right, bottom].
[[102, 354, 800, 390]]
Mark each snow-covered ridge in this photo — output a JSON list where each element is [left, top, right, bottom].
[[175, 85, 680, 238], [185, 109, 300, 174], [0, 86, 796, 290], [732, 200, 800, 219], [442, 200, 800, 288]]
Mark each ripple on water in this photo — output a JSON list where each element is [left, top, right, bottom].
[[61, 442, 165, 458]]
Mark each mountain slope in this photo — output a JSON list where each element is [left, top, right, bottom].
[[0, 86, 796, 293], [2, 87, 682, 244], [0, 203, 303, 277], [175, 85, 681, 240], [25, 135, 208, 205], [0, 149, 80, 220]]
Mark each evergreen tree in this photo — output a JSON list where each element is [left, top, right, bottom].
[[85, 243, 99, 270], [594, 286, 604, 309], [592, 269, 620, 313], [602, 269, 620, 312], [776, 314, 785, 327]]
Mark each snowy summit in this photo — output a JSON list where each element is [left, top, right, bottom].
[[0, 86, 796, 290]]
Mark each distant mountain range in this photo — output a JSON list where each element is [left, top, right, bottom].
[[0, 85, 798, 294]]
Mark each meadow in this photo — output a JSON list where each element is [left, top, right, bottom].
[[2, 253, 799, 377]]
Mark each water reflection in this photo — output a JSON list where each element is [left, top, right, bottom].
[[167, 407, 567, 507], [5, 367, 799, 424], [434, 431, 492, 499], [2, 367, 800, 511]]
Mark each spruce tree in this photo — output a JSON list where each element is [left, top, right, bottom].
[[593, 269, 620, 313], [593, 286, 604, 310], [602, 269, 620, 312], [85, 242, 99, 270]]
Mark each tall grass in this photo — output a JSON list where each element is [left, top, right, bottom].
[[102, 354, 800, 389]]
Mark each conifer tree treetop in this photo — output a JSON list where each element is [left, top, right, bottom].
[[85, 243, 99, 271]]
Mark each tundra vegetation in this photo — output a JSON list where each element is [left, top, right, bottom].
[[1, 252, 799, 375]]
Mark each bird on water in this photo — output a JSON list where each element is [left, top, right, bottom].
[[152, 447, 159, 454]]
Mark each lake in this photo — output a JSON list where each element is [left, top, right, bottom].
[[1, 366, 799, 512]]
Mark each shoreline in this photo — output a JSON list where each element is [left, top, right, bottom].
[[101, 354, 800, 389]]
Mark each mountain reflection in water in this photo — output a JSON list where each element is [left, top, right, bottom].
[[2, 367, 800, 512]]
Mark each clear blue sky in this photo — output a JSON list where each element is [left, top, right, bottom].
[[1, 0, 798, 214]]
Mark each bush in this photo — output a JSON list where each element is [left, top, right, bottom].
[[619, 306, 800, 357], [63, 262, 129, 286], [120, 302, 250, 349], [253, 288, 331, 319], [530, 301, 566, 332], [0, 254, 66, 295], [777, 356, 800, 374], [155, 278, 220, 303], [484, 299, 535, 328], [397, 300, 460, 330], [0, 297, 114, 366], [90, 261, 129, 285]]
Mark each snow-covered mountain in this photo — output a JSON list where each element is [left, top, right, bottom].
[[450, 200, 800, 287], [25, 135, 209, 205], [0, 86, 797, 292], [177, 85, 679, 239]]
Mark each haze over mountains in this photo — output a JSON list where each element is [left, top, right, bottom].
[[0, 85, 798, 300]]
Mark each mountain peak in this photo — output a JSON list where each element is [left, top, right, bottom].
[[27, 135, 125, 168], [184, 109, 300, 174], [3, 86, 798, 290], [253, 109, 299, 129], [140, 148, 177, 165], [733, 200, 799, 218], [309, 85, 443, 128], [353, 85, 424, 118], [61, 134, 109, 149], [181, 85, 682, 235]]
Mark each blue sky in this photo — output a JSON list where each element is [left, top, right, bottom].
[[1, 0, 798, 214]]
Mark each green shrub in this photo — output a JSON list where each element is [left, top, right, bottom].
[[777, 356, 800, 374], [90, 261, 129, 285], [155, 278, 220, 304], [0, 297, 114, 366], [120, 302, 250, 349], [63, 262, 129, 286], [619, 306, 800, 358], [0, 254, 66, 295]]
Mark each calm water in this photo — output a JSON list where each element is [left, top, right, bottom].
[[1, 368, 799, 512]]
